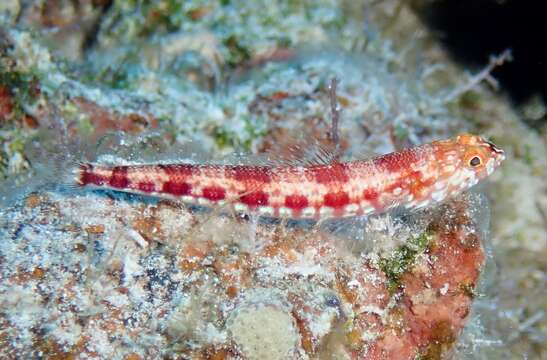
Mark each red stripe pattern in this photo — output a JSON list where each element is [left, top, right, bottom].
[[75, 134, 505, 219]]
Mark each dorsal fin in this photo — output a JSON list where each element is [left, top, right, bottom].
[[93, 131, 211, 165], [251, 135, 342, 168]]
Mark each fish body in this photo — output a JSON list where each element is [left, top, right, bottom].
[[75, 134, 505, 219]]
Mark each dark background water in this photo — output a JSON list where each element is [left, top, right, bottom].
[[419, 0, 546, 121]]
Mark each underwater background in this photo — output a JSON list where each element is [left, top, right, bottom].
[[0, 1, 545, 359]]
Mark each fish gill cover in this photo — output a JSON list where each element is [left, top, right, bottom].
[[0, 1, 545, 359]]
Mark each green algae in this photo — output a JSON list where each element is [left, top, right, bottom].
[[380, 232, 432, 294], [0, 62, 40, 178], [97, 0, 361, 67], [0, 67, 40, 120], [212, 115, 267, 151], [458, 282, 477, 299]]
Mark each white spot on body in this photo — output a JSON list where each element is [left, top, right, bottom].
[[359, 200, 370, 209], [301, 207, 316, 218], [197, 197, 212, 206], [257, 206, 274, 216], [181, 195, 195, 203], [234, 203, 249, 213], [319, 207, 334, 217], [392, 187, 402, 196], [361, 206, 375, 215], [279, 207, 293, 217], [344, 204, 359, 216], [444, 165, 455, 173]]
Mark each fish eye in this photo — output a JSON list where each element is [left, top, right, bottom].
[[469, 156, 481, 167]]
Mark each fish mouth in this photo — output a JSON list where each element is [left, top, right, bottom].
[[486, 141, 504, 154], [486, 140, 505, 163]]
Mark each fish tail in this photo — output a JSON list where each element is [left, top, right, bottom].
[[72, 162, 92, 186]]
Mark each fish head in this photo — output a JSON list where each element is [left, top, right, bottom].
[[430, 134, 505, 200], [454, 133, 505, 181]]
